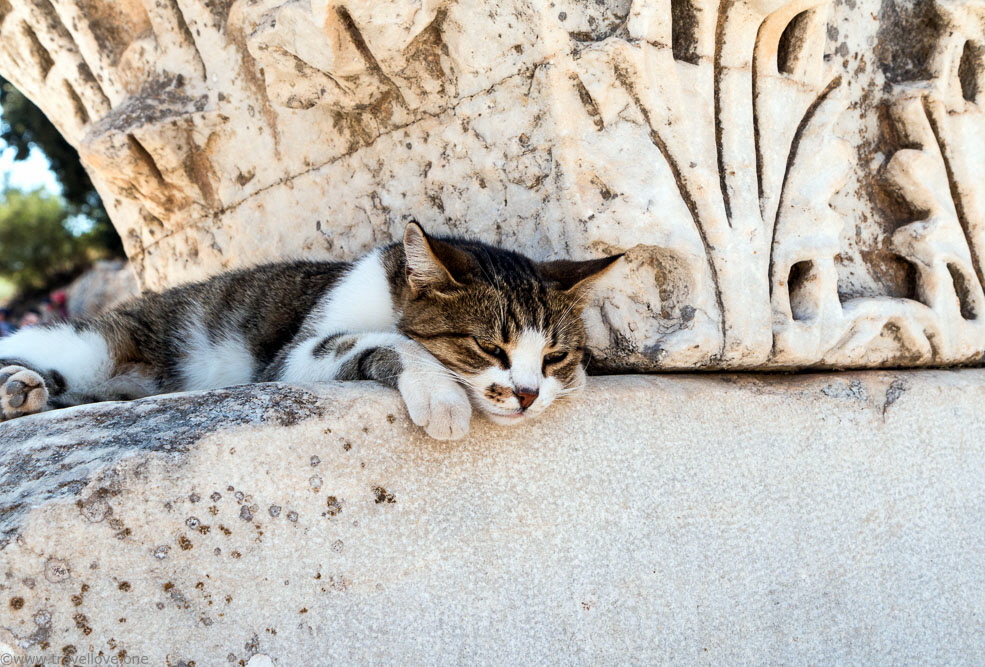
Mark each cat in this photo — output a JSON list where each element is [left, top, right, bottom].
[[0, 222, 621, 440]]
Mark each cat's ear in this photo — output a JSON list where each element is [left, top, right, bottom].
[[538, 254, 624, 300], [403, 221, 478, 294]]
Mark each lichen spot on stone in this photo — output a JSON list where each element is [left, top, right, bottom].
[[373, 486, 396, 504], [44, 558, 71, 583]]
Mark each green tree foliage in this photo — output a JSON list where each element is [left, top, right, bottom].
[[0, 187, 93, 289], [0, 77, 123, 255]]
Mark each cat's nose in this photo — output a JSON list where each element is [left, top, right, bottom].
[[516, 387, 539, 410]]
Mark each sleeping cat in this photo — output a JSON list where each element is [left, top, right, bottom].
[[0, 222, 621, 440]]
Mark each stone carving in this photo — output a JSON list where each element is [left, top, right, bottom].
[[0, 0, 981, 369], [771, 1, 985, 368]]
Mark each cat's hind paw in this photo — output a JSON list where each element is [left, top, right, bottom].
[[399, 377, 472, 441], [0, 365, 48, 421]]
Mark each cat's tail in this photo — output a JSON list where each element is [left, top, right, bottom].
[[0, 321, 156, 420]]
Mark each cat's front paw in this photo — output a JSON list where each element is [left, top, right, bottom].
[[398, 376, 472, 441], [0, 365, 48, 421]]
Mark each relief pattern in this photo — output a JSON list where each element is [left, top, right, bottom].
[[0, 0, 981, 369]]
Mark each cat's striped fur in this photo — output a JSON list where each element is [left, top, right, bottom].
[[0, 223, 621, 440]]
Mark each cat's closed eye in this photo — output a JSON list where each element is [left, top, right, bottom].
[[543, 350, 568, 365], [473, 337, 509, 366]]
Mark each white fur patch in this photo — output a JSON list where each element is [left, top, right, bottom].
[[179, 319, 255, 391], [311, 249, 396, 335], [279, 250, 398, 383], [510, 328, 549, 391], [280, 331, 403, 383], [0, 325, 113, 393], [280, 337, 337, 383], [394, 337, 471, 440]]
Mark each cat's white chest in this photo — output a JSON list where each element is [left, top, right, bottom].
[[313, 249, 397, 334]]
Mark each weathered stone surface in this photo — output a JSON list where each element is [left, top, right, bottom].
[[0, 372, 983, 662], [65, 259, 139, 318], [0, 1, 982, 370]]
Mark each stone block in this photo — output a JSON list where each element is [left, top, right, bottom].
[[0, 372, 982, 662]]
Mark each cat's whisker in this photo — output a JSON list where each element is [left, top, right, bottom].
[[581, 347, 594, 371], [393, 360, 472, 389], [373, 371, 467, 387], [393, 361, 465, 380], [553, 295, 588, 338], [371, 366, 471, 388], [403, 358, 469, 381]]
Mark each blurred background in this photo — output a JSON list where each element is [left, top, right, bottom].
[[0, 76, 136, 337]]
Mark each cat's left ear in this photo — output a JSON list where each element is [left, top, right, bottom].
[[403, 221, 478, 295], [538, 254, 624, 300]]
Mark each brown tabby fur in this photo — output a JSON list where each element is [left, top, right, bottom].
[[0, 223, 621, 439]]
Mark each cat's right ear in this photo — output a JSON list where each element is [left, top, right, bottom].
[[538, 254, 624, 301], [403, 221, 477, 295]]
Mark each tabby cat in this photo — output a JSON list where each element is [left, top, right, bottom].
[[0, 223, 621, 440]]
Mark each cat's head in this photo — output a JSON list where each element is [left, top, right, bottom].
[[397, 222, 621, 426]]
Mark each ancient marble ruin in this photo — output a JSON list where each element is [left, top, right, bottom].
[[1, 0, 984, 662], [0, 0, 981, 370]]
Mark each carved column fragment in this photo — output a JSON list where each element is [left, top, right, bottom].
[[0, 0, 981, 370]]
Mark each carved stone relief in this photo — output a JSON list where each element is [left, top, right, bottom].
[[0, 0, 981, 369]]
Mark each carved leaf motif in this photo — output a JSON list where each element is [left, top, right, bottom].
[[0, 0, 980, 369], [767, 0, 985, 368], [552, 0, 845, 368]]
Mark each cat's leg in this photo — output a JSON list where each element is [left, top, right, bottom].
[[0, 364, 52, 421], [269, 331, 472, 440], [0, 323, 157, 421]]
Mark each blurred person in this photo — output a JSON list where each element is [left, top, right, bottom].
[[50, 290, 69, 320], [38, 298, 56, 325], [19, 311, 40, 328], [0, 308, 14, 337]]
